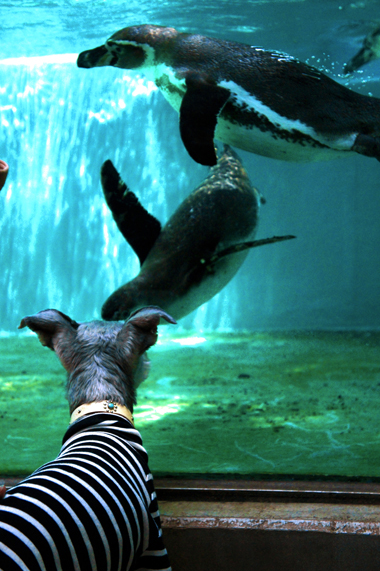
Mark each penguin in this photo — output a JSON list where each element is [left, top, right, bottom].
[[100, 145, 295, 322], [77, 24, 380, 167], [344, 24, 380, 74], [0, 160, 9, 191]]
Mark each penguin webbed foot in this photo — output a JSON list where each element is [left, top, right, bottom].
[[100, 160, 161, 265], [179, 74, 230, 166]]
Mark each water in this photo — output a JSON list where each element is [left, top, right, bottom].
[[0, 0, 380, 478]]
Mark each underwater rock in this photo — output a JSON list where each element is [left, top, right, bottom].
[[78, 24, 380, 166], [0, 160, 9, 191], [101, 145, 295, 322], [344, 24, 380, 74]]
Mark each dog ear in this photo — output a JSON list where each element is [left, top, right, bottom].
[[18, 309, 79, 351], [118, 306, 176, 351], [127, 306, 177, 329]]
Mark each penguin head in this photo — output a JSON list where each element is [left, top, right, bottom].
[[101, 280, 143, 322], [77, 37, 147, 70], [77, 24, 178, 70]]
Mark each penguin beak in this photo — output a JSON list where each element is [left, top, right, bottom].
[[77, 45, 116, 68]]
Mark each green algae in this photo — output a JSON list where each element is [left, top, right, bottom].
[[0, 331, 379, 478]]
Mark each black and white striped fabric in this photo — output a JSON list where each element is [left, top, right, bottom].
[[0, 414, 171, 571]]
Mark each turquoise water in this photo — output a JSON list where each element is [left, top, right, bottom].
[[0, 0, 380, 478]]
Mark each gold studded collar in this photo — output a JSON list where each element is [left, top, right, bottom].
[[70, 400, 134, 426]]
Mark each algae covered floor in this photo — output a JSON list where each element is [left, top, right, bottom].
[[0, 331, 379, 479]]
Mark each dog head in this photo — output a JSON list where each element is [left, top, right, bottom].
[[19, 306, 176, 412]]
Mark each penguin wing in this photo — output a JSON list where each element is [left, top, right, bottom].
[[101, 160, 162, 265], [343, 26, 380, 74], [184, 236, 296, 286], [207, 235, 296, 266], [179, 74, 230, 166]]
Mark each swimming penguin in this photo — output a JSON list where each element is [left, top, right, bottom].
[[344, 24, 380, 74], [77, 24, 380, 166], [100, 145, 295, 322]]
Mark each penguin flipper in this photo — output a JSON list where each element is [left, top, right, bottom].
[[352, 133, 380, 162], [343, 26, 380, 74], [343, 47, 372, 74], [100, 160, 162, 265], [207, 235, 296, 267], [179, 74, 230, 166]]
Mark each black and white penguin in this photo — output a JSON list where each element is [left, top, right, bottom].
[[78, 24, 380, 166], [344, 24, 380, 74], [100, 145, 294, 322]]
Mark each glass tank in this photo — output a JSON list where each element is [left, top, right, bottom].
[[0, 0, 379, 480]]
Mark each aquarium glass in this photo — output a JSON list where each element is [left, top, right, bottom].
[[1, 0, 379, 479]]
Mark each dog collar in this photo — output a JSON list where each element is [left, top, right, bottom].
[[70, 401, 134, 425]]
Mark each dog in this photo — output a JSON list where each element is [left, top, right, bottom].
[[0, 306, 175, 571]]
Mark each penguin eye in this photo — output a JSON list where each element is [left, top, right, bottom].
[[107, 44, 123, 55], [106, 41, 122, 53], [108, 44, 146, 69]]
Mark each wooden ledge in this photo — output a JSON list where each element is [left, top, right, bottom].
[[154, 479, 380, 536]]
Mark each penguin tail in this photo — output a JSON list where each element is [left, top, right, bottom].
[[352, 133, 380, 162]]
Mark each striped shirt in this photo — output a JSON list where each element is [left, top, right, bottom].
[[0, 414, 171, 571]]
